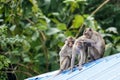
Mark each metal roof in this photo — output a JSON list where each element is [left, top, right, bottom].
[[25, 53, 120, 80]]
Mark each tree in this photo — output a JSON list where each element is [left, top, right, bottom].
[[0, 0, 119, 79]]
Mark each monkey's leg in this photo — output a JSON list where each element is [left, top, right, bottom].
[[71, 50, 77, 72], [60, 57, 68, 70], [76, 54, 81, 66], [88, 47, 100, 60], [64, 57, 71, 69], [56, 57, 68, 76], [54, 57, 70, 76], [54, 57, 65, 76], [60, 57, 63, 69], [78, 49, 86, 70]]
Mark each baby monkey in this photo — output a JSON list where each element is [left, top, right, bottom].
[[57, 36, 75, 75]]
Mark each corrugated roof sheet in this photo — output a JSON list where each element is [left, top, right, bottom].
[[25, 53, 120, 80]]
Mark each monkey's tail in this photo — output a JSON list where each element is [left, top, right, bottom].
[[54, 70, 62, 76], [48, 70, 62, 80]]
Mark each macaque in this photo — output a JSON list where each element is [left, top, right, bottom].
[[71, 36, 88, 71], [56, 36, 75, 75], [83, 28, 105, 60], [70, 28, 105, 71]]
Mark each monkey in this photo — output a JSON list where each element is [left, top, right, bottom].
[[56, 36, 75, 75], [83, 28, 105, 60], [70, 28, 105, 72], [70, 35, 89, 71]]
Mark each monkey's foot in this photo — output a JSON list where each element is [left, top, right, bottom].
[[69, 70, 74, 74], [68, 68, 75, 74], [78, 66, 82, 71]]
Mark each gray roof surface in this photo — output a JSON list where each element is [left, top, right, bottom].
[[25, 53, 120, 80]]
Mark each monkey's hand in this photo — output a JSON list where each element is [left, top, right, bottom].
[[83, 39, 96, 47], [69, 67, 75, 72], [84, 42, 91, 47], [84, 41, 95, 47]]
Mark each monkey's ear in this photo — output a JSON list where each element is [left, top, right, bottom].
[[64, 40, 68, 45], [89, 28, 92, 31], [64, 39, 67, 43], [65, 38, 67, 41], [83, 29, 87, 35]]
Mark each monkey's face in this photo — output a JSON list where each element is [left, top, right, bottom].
[[65, 41, 74, 48], [68, 41, 74, 47], [65, 37, 75, 48], [83, 28, 93, 39], [76, 41, 85, 49]]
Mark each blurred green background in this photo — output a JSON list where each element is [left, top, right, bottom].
[[0, 0, 120, 80]]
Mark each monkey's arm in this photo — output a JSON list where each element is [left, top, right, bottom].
[[88, 47, 101, 60], [83, 39, 96, 47], [59, 45, 68, 57]]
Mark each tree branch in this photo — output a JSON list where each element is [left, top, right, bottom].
[[16, 63, 40, 75], [3, 70, 33, 77], [90, 0, 110, 16], [75, 0, 110, 38]]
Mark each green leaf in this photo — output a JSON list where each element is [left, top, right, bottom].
[[51, 18, 60, 24], [57, 33, 66, 39], [71, 2, 79, 12], [32, 31, 39, 41], [57, 23, 67, 30], [49, 12, 59, 16], [64, 0, 86, 3], [23, 40, 31, 52], [37, 24, 47, 31], [106, 27, 118, 34], [37, 19, 48, 30], [29, 0, 39, 13], [85, 16, 95, 28], [34, 54, 41, 60], [76, 0, 86, 1], [103, 33, 113, 37], [116, 45, 120, 52], [72, 15, 84, 28], [12, 50, 20, 56], [63, 0, 75, 3], [0, 62, 3, 69], [83, 14, 89, 19], [0, 19, 3, 22], [23, 57, 31, 62], [0, 55, 10, 69], [64, 30, 73, 36], [104, 43, 112, 56], [10, 25, 16, 31], [46, 28, 60, 35]]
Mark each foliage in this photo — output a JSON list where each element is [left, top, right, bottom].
[[85, 0, 120, 56], [0, 0, 120, 80], [0, 54, 10, 80]]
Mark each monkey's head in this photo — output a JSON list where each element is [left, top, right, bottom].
[[76, 40, 85, 49], [83, 28, 93, 39], [65, 36, 75, 48]]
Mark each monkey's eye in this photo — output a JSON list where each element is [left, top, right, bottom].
[[72, 41, 74, 44], [64, 39, 67, 42], [78, 42, 82, 45]]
